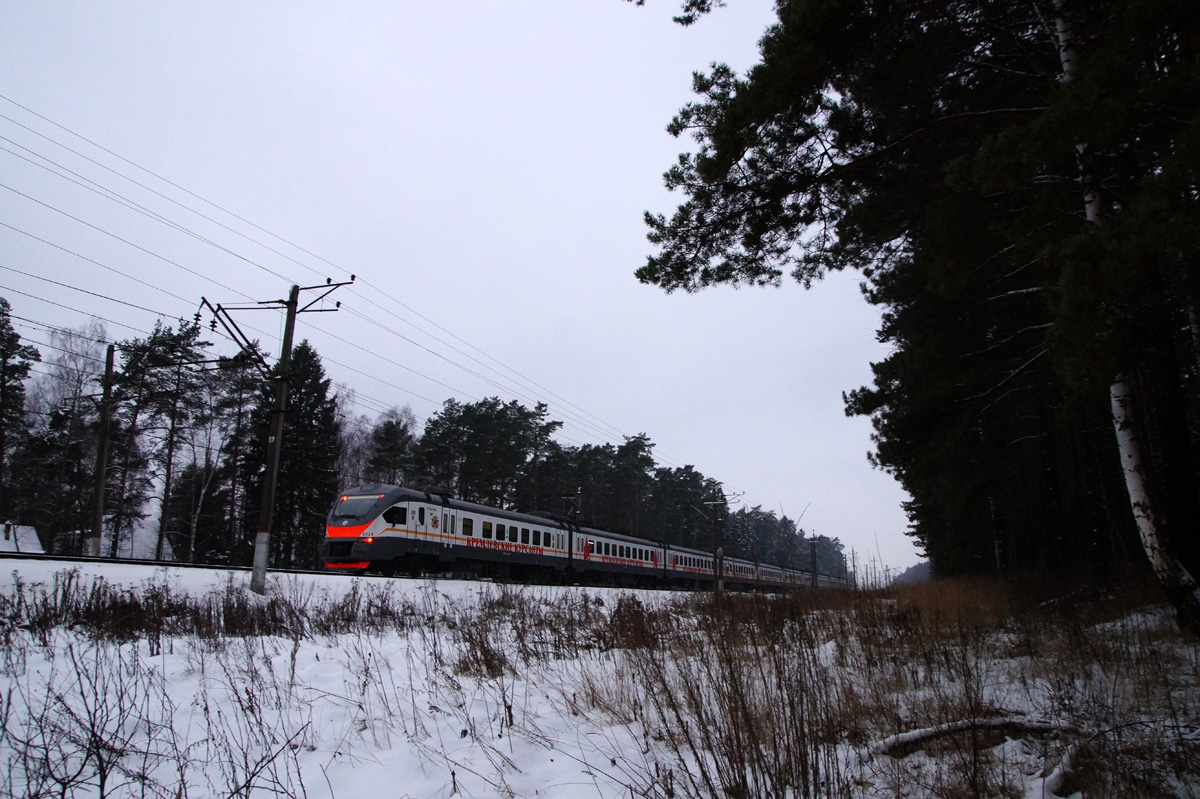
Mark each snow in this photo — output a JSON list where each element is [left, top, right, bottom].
[[0, 523, 43, 553], [0, 559, 1196, 798]]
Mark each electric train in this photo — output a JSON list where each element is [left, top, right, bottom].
[[319, 485, 847, 590]]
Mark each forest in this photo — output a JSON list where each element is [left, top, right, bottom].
[[636, 0, 1199, 627], [0, 298, 844, 576]]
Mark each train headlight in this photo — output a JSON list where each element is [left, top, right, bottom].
[[362, 536, 374, 544]]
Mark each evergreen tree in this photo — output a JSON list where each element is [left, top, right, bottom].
[[112, 320, 210, 560], [0, 297, 39, 519], [636, 0, 1200, 625], [647, 465, 722, 549], [364, 406, 418, 486], [213, 349, 267, 564], [11, 321, 104, 552], [242, 341, 340, 569], [417, 397, 561, 506]]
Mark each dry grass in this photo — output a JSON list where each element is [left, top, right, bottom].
[[0, 569, 1195, 798]]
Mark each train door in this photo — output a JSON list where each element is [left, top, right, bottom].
[[415, 505, 429, 539]]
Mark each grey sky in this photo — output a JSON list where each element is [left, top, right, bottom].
[[0, 1, 919, 572]]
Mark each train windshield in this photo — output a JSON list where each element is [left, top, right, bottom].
[[331, 494, 384, 519]]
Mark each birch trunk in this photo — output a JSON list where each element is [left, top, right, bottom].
[[1055, 2, 1200, 631]]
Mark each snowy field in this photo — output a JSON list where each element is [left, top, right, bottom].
[[0, 559, 1196, 798]]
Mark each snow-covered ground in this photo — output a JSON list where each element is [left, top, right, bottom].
[[0, 560, 1196, 798], [0, 524, 43, 554]]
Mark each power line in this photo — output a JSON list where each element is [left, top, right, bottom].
[[0, 221, 195, 305], [0, 181, 252, 301], [0, 97, 702, 475], [0, 283, 147, 335], [0, 99, 638, 443], [0, 137, 298, 285], [0, 263, 173, 317]]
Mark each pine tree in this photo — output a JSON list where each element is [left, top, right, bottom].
[[417, 398, 561, 506], [0, 297, 39, 519], [242, 341, 340, 569], [364, 406, 418, 486], [13, 321, 104, 552], [636, 0, 1200, 626]]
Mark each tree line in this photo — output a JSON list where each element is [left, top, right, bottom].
[[636, 0, 1198, 625], [0, 298, 845, 576]]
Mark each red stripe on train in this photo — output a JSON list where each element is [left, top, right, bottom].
[[326, 523, 371, 538]]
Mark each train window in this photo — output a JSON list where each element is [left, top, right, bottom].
[[587, 541, 594, 553], [521, 528, 529, 544], [462, 517, 473, 536], [382, 506, 406, 525], [482, 521, 493, 539], [450, 514, 456, 534], [532, 530, 540, 546], [496, 524, 505, 540], [509, 527, 518, 543], [418, 507, 425, 525]]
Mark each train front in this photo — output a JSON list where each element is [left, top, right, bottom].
[[319, 486, 404, 572]]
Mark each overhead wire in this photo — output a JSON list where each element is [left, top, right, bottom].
[[0, 97, 639, 439], [1, 138, 587, 431], [0, 282, 148, 336], [0, 96, 698, 473], [0, 222, 196, 306], [0, 135, 296, 285], [0, 181, 253, 302]]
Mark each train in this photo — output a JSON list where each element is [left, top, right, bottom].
[[319, 485, 848, 591]]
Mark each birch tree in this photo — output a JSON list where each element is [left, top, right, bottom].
[[637, 0, 1200, 627]]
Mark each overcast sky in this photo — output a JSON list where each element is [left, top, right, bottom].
[[0, 1, 920, 572]]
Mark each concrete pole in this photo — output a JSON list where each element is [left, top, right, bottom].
[[250, 285, 299, 595], [88, 344, 114, 557]]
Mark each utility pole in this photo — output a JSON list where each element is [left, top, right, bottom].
[[810, 535, 819, 590], [702, 488, 739, 605], [251, 284, 299, 594], [88, 344, 115, 557], [203, 278, 353, 595]]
